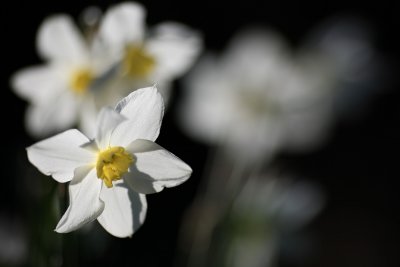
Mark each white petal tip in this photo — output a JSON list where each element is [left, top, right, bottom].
[[54, 221, 73, 233], [54, 227, 67, 234], [115, 233, 134, 238], [111, 1, 145, 12]]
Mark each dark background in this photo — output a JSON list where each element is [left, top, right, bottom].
[[1, 1, 399, 266]]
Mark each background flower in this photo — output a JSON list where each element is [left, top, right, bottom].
[[11, 2, 202, 138], [179, 28, 335, 163], [94, 2, 202, 104], [11, 14, 111, 137], [222, 174, 324, 267]]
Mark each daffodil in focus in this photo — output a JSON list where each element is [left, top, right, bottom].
[[180, 28, 333, 162], [11, 15, 112, 137], [96, 2, 202, 101], [26, 87, 192, 237]]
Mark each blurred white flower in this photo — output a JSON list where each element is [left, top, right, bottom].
[[225, 175, 324, 267], [300, 16, 382, 120], [95, 2, 202, 101], [179, 28, 333, 162], [11, 15, 112, 137], [12, 2, 202, 138], [26, 87, 192, 238], [233, 176, 324, 231]]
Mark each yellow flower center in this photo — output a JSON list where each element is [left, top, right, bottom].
[[122, 45, 155, 78], [69, 68, 93, 94], [96, 146, 134, 188]]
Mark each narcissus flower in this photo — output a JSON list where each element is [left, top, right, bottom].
[[12, 2, 202, 138], [27, 87, 192, 237], [11, 15, 112, 137], [179, 28, 334, 162], [96, 2, 202, 100]]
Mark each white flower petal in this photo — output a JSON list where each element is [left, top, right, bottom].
[[124, 140, 192, 194], [282, 102, 332, 152], [99, 2, 145, 50], [78, 96, 98, 139], [110, 87, 164, 146], [56, 169, 104, 233], [147, 22, 202, 81], [221, 29, 291, 93], [25, 90, 80, 137], [95, 107, 126, 150], [37, 15, 88, 63], [27, 129, 95, 183], [179, 55, 234, 144], [10, 65, 61, 104], [80, 140, 99, 153], [97, 180, 147, 238]]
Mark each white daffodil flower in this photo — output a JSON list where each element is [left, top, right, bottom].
[[26, 87, 192, 238], [11, 15, 112, 137], [179, 28, 334, 162], [95, 2, 202, 101]]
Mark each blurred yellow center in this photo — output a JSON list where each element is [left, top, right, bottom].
[[96, 146, 133, 188], [70, 68, 93, 94], [123, 45, 155, 78]]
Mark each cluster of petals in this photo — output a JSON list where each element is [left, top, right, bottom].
[[179, 20, 378, 163], [27, 87, 192, 237], [180, 28, 334, 162], [12, 1, 201, 137]]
